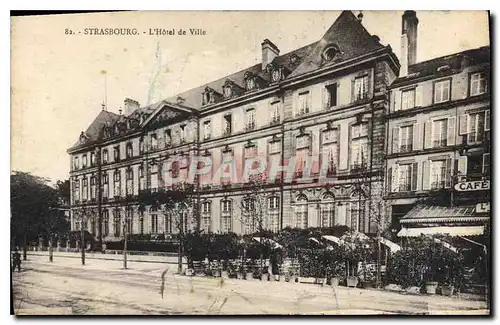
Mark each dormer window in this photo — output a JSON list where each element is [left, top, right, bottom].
[[244, 72, 257, 91], [271, 68, 281, 82], [223, 85, 233, 99], [290, 54, 300, 65], [202, 87, 221, 106], [203, 92, 212, 105], [322, 44, 340, 62]]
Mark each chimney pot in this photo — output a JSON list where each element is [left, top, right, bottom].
[[123, 98, 140, 115], [400, 10, 419, 77], [261, 39, 280, 70]]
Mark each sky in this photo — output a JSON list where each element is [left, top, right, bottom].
[[10, 11, 490, 183]]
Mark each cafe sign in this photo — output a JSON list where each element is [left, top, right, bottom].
[[454, 180, 490, 192]]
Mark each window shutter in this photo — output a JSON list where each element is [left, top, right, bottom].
[[485, 110, 490, 131], [411, 162, 419, 191], [447, 117, 456, 146], [391, 164, 399, 193], [351, 79, 356, 103], [482, 153, 490, 174], [392, 127, 400, 154], [387, 167, 392, 194], [394, 91, 401, 112], [458, 156, 468, 178], [459, 115, 468, 135], [415, 85, 423, 107], [445, 158, 453, 188], [413, 123, 421, 150], [422, 161, 430, 191], [424, 121, 432, 149], [323, 86, 330, 109]]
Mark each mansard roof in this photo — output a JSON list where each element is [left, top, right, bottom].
[[69, 110, 120, 149], [392, 46, 490, 87]]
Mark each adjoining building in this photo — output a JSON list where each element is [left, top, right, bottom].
[[386, 11, 490, 238]]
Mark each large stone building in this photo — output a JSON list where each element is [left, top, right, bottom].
[[67, 10, 490, 244]]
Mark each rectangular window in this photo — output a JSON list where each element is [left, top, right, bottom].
[[74, 157, 79, 170], [432, 118, 448, 148], [223, 114, 232, 136], [468, 112, 486, 143], [401, 88, 415, 110], [203, 121, 211, 140], [350, 123, 368, 170], [102, 174, 109, 199], [269, 141, 281, 155], [297, 91, 310, 115], [126, 143, 133, 158], [270, 101, 280, 124], [82, 155, 88, 168], [150, 134, 158, 150], [434, 80, 450, 104], [399, 125, 414, 152], [398, 164, 412, 192], [430, 160, 447, 189], [322, 129, 338, 144], [296, 135, 310, 149], [90, 176, 96, 200], [295, 148, 309, 177], [139, 138, 145, 153], [151, 214, 158, 234], [326, 83, 337, 108], [90, 152, 95, 166], [102, 150, 108, 164], [269, 197, 280, 210], [245, 108, 256, 131], [113, 146, 120, 162], [222, 200, 232, 213], [354, 75, 369, 101], [180, 125, 186, 143], [202, 201, 211, 214], [82, 178, 88, 201], [470, 72, 486, 96], [165, 130, 171, 147]]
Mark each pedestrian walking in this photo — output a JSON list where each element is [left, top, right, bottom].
[[12, 248, 21, 272]]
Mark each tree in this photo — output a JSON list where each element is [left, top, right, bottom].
[[11, 171, 70, 260]]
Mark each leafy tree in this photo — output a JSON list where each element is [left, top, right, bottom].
[[11, 171, 70, 259]]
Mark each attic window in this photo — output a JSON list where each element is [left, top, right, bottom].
[[322, 45, 340, 62], [271, 68, 281, 82], [437, 65, 451, 72], [223, 85, 233, 99], [246, 77, 256, 91], [290, 54, 300, 65]]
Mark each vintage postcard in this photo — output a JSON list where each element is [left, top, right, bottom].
[[10, 10, 491, 316]]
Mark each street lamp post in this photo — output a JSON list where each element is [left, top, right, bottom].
[[123, 211, 128, 269]]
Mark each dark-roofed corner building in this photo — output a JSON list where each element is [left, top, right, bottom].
[[386, 11, 491, 238], [67, 10, 401, 243]]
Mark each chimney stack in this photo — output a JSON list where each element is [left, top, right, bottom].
[[123, 98, 140, 116], [400, 10, 419, 77], [261, 39, 280, 70]]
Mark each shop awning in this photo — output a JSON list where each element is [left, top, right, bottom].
[[397, 226, 484, 237], [379, 237, 401, 253], [400, 205, 488, 224], [321, 235, 343, 245], [252, 237, 283, 249]]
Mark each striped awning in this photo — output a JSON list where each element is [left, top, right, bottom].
[[252, 237, 283, 249], [400, 205, 488, 224], [379, 237, 401, 253], [397, 226, 485, 237]]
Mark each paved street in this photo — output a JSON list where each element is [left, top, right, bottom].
[[12, 254, 489, 315]]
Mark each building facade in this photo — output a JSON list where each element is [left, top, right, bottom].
[[386, 12, 491, 237], [67, 11, 490, 243], [67, 11, 401, 242]]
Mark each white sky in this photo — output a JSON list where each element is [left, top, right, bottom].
[[10, 11, 490, 183]]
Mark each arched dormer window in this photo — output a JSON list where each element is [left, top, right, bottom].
[[244, 72, 257, 91], [322, 44, 341, 62]]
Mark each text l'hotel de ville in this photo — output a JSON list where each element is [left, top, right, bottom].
[[67, 28, 208, 36]]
